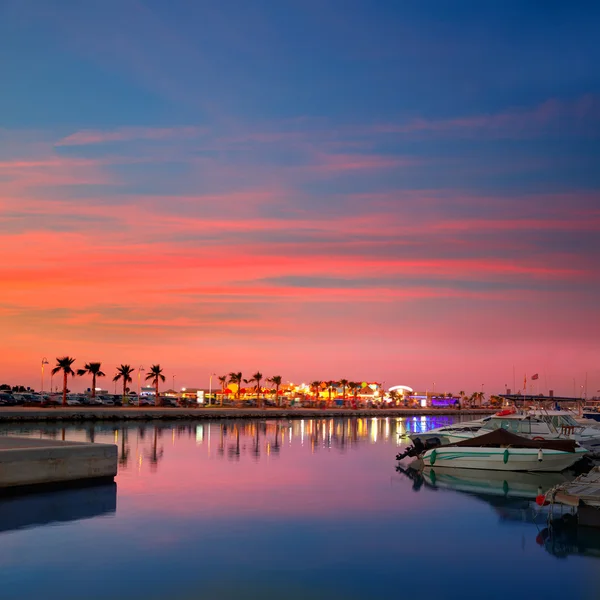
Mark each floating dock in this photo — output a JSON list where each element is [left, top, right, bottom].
[[0, 437, 118, 493], [546, 467, 600, 528]]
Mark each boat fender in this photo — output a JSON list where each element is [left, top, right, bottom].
[[430, 449, 437, 466], [536, 494, 549, 506], [538, 449, 543, 462], [503, 449, 509, 464]]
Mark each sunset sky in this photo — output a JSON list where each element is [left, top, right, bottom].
[[1, 1, 599, 395]]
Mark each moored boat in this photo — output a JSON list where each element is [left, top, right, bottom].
[[421, 429, 587, 472]]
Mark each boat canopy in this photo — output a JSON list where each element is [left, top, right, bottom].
[[446, 428, 579, 453]]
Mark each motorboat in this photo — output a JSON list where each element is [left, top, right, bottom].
[[442, 413, 600, 454], [407, 416, 492, 446], [420, 429, 587, 472]]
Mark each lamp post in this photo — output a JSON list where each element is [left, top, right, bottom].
[[41, 357, 49, 394], [209, 373, 216, 406], [138, 366, 145, 406]]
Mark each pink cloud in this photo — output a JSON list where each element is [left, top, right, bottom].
[[56, 126, 206, 146], [375, 94, 600, 138]]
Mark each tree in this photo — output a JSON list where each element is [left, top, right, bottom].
[[267, 375, 282, 406], [114, 365, 134, 404], [246, 371, 263, 407], [77, 362, 105, 399], [51, 356, 76, 406], [339, 379, 349, 404], [327, 380, 337, 406], [228, 372, 243, 401], [347, 382, 358, 405], [310, 381, 322, 402], [218, 375, 228, 407], [351, 381, 360, 404], [145, 365, 165, 406]]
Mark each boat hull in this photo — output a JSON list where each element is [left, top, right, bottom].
[[421, 447, 586, 472]]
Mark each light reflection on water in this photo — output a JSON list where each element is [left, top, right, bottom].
[[0, 416, 599, 600]]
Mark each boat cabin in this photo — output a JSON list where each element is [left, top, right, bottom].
[[480, 415, 556, 438]]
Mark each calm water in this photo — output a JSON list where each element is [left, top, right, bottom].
[[1, 416, 599, 600]]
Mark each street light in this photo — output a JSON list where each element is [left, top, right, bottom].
[[138, 366, 145, 406], [209, 373, 216, 406], [41, 357, 49, 394]]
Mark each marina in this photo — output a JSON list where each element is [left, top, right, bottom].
[[1, 415, 600, 600]]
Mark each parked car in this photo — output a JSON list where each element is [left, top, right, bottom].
[[160, 398, 178, 407], [0, 393, 17, 405]]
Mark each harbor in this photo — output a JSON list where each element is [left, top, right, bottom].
[[2, 414, 600, 600]]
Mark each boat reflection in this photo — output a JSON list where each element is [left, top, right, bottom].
[[395, 462, 600, 557], [421, 466, 573, 500], [536, 514, 600, 558], [0, 483, 117, 534]]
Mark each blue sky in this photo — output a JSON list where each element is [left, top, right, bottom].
[[1, 0, 599, 394]]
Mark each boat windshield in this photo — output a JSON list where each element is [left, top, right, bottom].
[[481, 418, 531, 435], [550, 415, 580, 428]]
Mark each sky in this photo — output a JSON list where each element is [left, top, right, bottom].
[[1, 0, 599, 396]]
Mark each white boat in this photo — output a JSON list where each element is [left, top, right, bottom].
[[421, 429, 587, 472], [408, 416, 492, 446], [443, 412, 600, 454]]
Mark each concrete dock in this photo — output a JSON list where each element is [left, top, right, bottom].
[[0, 437, 118, 492]]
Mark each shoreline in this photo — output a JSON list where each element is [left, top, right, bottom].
[[0, 407, 495, 423]]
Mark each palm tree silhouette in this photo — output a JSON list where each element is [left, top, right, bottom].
[[246, 372, 263, 407], [228, 372, 243, 402], [145, 364, 165, 406], [77, 362, 105, 399], [51, 356, 76, 406], [218, 375, 228, 406], [267, 375, 282, 406], [339, 379, 349, 405], [327, 380, 337, 406], [113, 365, 134, 404], [310, 380, 322, 404]]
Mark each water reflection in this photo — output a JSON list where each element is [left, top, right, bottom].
[[395, 462, 600, 562], [2, 416, 600, 600], [0, 416, 456, 473], [0, 483, 117, 534]]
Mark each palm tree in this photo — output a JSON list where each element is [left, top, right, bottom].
[[327, 380, 337, 406], [77, 362, 105, 399], [339, 379, 349, 405], [267, 375, 282, 406], [51, 356, 76, 406], [114, 365, 134, 404], [218, 375, 228, 407], [246, 372, 264, 407], [145, 364, 165, 406], [348, 381, 358, 405], [310, 380, 322, 403], [228, 372, 243, 401]]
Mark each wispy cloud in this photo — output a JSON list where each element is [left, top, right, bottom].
[[56, 126, 206, 146], [375, 94, 600, 138]]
